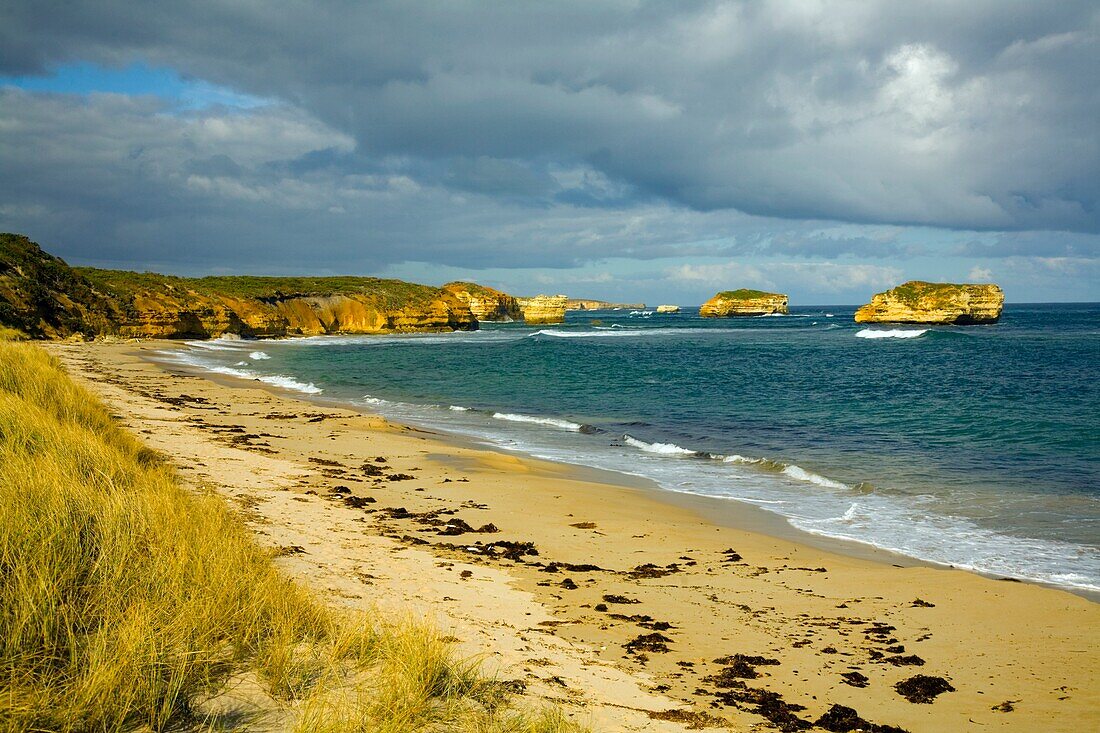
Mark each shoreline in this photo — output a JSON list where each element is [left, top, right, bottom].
[[144, 337, 1097, 601], [50, 340, 1100, 732]]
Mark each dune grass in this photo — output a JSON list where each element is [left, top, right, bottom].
[[0, 341, 585, 733]]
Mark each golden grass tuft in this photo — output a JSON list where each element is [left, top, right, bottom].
[[0, 341, 587, 732]]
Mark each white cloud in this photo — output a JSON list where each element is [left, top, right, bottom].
[[967, 266, 993, 281]]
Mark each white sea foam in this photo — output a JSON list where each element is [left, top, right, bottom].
[[781, 464, 851, 490], [185, 339, 245, 351], [623, 435, 696, 455], [722, 454, 762, 464], [249, 351, 271, 360], [529, 328, 685, 339], [492, 412, 583, 431], [256, 374, 323, 394], [168, 349, 323, 395], [449, 405, 470, 412], [855, 328, 929, 339]]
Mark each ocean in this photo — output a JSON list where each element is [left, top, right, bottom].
[[158, 303, 1100, 593]]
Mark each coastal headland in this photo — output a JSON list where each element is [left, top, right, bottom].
[[44, 339, 1100, 732]]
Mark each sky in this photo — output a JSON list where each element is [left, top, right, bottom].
[[0, 1, 1097, 305]]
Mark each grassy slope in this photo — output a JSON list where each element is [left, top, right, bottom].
[[442, 281, 509, 298], [714, 288, 782, 300], [886, 281, 980, 307], [0, 338, 582, 733], [0, 234, 118, 338], [78, 268, 446, 309], [1, 233, 468, 339]]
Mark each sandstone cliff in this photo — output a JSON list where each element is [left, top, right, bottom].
[[564, 298, 645, 310], [443, 282, 522, 322], [656, 305, 680, 313], [516, 294, 568, 324], [0, 234, 477, 339], [854, 281, 1004, 324], [699, 289, 788, 317]]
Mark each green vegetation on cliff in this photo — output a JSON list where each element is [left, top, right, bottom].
[[442, 281, 504, 298], [0, 233, 477, 338], [713, 288, 779, 300], [0, 339, 582, 731], [887, 280, 979, 307], [81, 268, 445, 309], [0, 234, 117, 338]]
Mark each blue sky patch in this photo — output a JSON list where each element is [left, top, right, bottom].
[[0, 62, 267, 110]]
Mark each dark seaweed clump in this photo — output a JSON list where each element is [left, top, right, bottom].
[[815, 704, 909, 733], [895, 674, 955, 703]]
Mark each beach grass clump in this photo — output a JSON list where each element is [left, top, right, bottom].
[[0, 325, 26, 340], [0, 340, 585, 732]]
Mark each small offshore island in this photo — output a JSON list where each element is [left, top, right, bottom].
[[699, 289, 790, 317], [855, 281, 1005, 325]]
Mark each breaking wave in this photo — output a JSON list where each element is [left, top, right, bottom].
[[622, 436, 853, 491], [856, 328, 929, 339], [623, 435, 696, 455], [493, 412, 586, 432]]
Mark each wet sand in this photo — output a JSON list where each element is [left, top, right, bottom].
[[49, 340, 1100, 732]]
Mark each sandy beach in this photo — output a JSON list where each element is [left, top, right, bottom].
[[48, 340, 1099, 733]]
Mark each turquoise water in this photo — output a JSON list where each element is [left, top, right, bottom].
[[163, 304, 1100, 592]]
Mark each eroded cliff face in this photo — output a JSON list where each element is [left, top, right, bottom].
[[0, 234, 478, 339], [442, 282, 522, 322], [656, 305, 680, 313], [95, 280, 477, 339], [517, 295, 568, 324], [854, 281, 1004, 324], [699, 289, 788, 317]]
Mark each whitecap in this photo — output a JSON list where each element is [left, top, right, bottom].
[[623, 434, 696, 455], [249, 351, 271, 360], [449, 405, 470, 412], [781, 464, 850, 490], [855, 328, 929, 339], [722, 454, 762, 464], [256, 374, 323, 395], [492, 412, 583, 431]]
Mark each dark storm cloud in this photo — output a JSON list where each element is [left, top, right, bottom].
[[0, 0, 1098, 277]]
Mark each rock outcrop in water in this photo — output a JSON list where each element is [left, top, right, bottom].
[[517, 294, 568, 324], [443, 282, 522, 322], [656, 305, 680, 313], [0, 233, 477, 339], [854, 281, 1004, 324], [565, 298, 646, 310], [699, 289, 788, 317]]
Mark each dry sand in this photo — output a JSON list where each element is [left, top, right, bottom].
[[49, 341, 1099, 732]]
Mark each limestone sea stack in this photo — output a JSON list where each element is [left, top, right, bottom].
[[442, 281, 522, 322], [854, 281, 1004, 324], [656, 305, 680, 313], [516, 294, 568, 324], [699, 289, 788, 317]]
